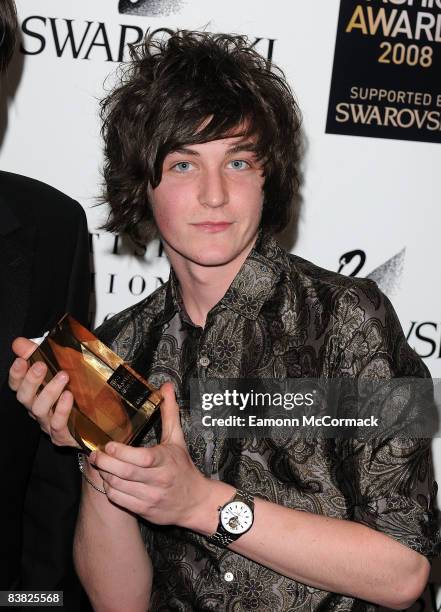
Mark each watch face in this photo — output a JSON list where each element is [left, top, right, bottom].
[[220, 501, 253, 535]]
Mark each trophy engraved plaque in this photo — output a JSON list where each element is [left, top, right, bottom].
[[29, 314, 162, 454]]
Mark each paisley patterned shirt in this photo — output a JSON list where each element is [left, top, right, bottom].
[[96, 233, 439, 612]]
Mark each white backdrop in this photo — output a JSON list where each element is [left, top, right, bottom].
[[2, 1, 441, 608]]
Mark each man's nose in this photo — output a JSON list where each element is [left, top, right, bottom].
[[198, 168, 228, 208]]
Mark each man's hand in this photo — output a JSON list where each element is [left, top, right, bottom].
[[8, 337, 80, 448], [90, 382, 220, 528]]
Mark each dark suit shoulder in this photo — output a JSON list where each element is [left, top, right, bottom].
[[0, 171, 85, 224]]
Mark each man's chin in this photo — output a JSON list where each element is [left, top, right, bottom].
[[164, 236, 259, 270], [187, 252, 240, 268]]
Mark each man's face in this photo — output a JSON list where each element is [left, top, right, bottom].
[[148, 134, 265, 271]]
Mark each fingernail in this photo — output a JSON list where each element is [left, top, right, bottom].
[[89, 451, 96, 463], [105, 443, 115, 455], [11, 358, 21, 370], [55, 371, 69, 383], [32, 362, 45, 375]]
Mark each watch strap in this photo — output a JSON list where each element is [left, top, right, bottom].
[[234, 489, 254, 509], [208, 530, 235, 547]]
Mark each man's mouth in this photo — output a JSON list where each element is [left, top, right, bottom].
[[191, 222, 233, 232]]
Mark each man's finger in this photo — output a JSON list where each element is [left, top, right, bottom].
[[91, 448, 162, 482], [8, 358, 29, 391], [159, 382, 186, 446], [100, 471, 158, 499], [12, 337, 37, 360], [103, 482, 152, 516], [15, 361, 48, 408], [49, 391, 81, 448], [31, 370, 69, 418], [99, 442, 164, 469]]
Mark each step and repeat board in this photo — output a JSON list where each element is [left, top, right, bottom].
[[2, 1, 440, 608]]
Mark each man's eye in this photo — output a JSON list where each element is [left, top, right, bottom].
[[228, 160, 250, 170], [173, 161, 193, 172]]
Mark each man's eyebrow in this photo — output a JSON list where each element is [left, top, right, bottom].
[[227, 143, 257, 155], [167, 143, 258, 156], [169, 147, 200, 156]]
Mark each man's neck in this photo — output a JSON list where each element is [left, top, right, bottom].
[[166, 240, 258, 328]]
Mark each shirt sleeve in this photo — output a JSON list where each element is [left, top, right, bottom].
[[331, 281, 440, 558]]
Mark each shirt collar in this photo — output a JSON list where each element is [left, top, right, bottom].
[[153, 268, 181, 327], [155, 232, 289, 326], [217, 232, 289, 320]]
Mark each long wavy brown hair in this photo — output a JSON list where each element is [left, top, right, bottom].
[[100, 30, 302, 243]]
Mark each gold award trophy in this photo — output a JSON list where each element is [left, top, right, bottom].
[[29, 314, 162, 454]]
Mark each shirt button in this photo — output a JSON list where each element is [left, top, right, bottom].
[[224, 571, 234, 582], [199, 356, 210, 367]]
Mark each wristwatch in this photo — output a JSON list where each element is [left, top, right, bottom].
[[207, 489, 254, 547]]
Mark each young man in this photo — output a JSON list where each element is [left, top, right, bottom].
[[9, 31, 438, 611]]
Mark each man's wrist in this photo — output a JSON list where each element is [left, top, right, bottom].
[[181, 478, 235, 535], [79, 454, 106, 493]]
